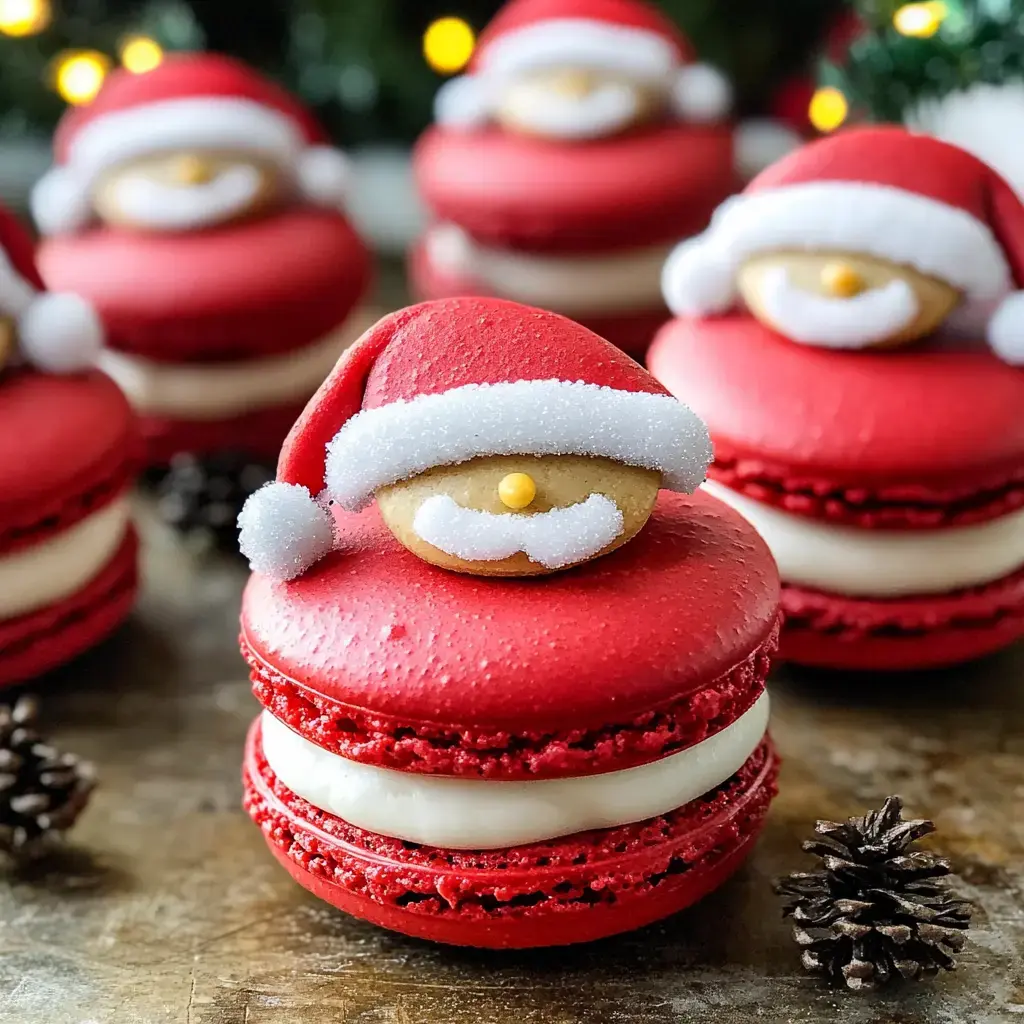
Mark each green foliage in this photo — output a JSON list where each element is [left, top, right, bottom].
[[0, 0, 840, 144], [827, 0, 1024, 121]]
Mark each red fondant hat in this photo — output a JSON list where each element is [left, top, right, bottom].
[[31, 53, 350, 236], [238, 298, 712, 580], [434, 0, 730, 130], [0, 205, 102, 373], [662, 126, 1024, 364]]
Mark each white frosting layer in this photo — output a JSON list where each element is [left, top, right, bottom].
[[426, 223, 670, 315], [98, 327, 350, 419], [703, 479, 1024, 598], [0, 497, 130, 620], [260, 692, 770, 850]]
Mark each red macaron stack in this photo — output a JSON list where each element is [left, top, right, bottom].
[[0, 205, 137, 686], [34, 54, 371, 467], [412, 0, 740, 357], [651, 128, 1024, 670], [239, 298, 781, 947]]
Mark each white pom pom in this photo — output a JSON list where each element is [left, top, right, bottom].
[[18, 293, 104, 373], [661, 236, 736, 317], [988, 292, 1024, 364], [672, 63, 732, 124], [434, 74, 493, 130], [297, 146, 351, 209], [237, 482, 336, 581], [30, 167, 93, 236], [733, 118, 802, 180]]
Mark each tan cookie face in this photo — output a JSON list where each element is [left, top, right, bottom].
[[375, 453, 661, 575], [494, 68, 664, 139], [737, 250, 961, 349], [92, 151, 282, 231]]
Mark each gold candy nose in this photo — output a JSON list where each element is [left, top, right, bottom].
[[498, 473, 537, 510], [821, 262, 866, 298], [173, 154, 215, 186]]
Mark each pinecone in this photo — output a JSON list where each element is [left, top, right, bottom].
[[0, 696, 96, 858], [774, 796, 972, 991], [157, 451, 274, 552]]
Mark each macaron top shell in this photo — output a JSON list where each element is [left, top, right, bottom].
[[36, 209, 371, 363], [0, 371, 135, 551], [649, 317, 1024, 509], [242, 489, 778, 739], [414, 124, 735, 253]]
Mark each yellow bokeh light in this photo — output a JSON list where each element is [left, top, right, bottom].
[[423, 16, 475, 75], [54, 51, 111, 106], [808, 87, 849, 134], [120, 35, 163, 74], [893, 2, 947, 38], [0, 0, 50, 37]]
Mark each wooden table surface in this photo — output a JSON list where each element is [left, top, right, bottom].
[[1, 497, 1022, 1024]]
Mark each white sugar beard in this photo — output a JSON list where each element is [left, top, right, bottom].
[[499, 80, 644, 139], [759, 267, 920, 349], [412, 493, 624, 569], [109, 165, 265, 230]]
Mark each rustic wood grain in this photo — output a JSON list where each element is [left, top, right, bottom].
[[0, 495, 1022, 1024]]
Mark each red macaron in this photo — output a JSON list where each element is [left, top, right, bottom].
[[37, 209, 371, 464], [648, 315, 1024, 670], [412, 125, 735, 356], [0, 371, 138, 685], [415, 124, 737, 254], [241, 490, 780, 947]]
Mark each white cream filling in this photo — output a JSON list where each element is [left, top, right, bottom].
[[260, 692, 770, 850], [703, 479, 1024, 598], [426, 223, 670, 315], [98, 327, 350, 420], [0, 496, 130, 621]]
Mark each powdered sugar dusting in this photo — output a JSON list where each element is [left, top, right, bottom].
[[412, 492, 624, 568], [325, 379, 712, 511], [237, 482, 335, 580]]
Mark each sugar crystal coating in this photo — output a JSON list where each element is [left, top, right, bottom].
[[237, 482, 334, 580]]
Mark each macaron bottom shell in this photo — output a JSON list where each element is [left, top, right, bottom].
[[780, 568, 1024, 671], [243, 719, 778, 949], [0, 529, 138, 687]]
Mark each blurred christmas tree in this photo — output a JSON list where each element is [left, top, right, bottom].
[[0, 0, 839, 144], [824, 1, 1024, 192]]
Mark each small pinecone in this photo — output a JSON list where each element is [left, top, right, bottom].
[[0, 696, 96, 858], [157, 451, 274, 551], [774, 796, 972, 991]]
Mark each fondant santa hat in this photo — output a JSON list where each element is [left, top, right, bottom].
[[435, 0, 731, 130], [238, 297, 712, 580], [662, 126, 1024, 364], [31, 53, 351, 236], [0, 205, 101, 372]]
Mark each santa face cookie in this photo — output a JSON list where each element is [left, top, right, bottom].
[[435, 0, 732, 141], [238, 297, 781, 947], [32, 54, 371, 467], [239, 298, 711, 579], [91, 150, 283, 233], [663, 127, 1024, 362], [0, 207, 137, 686]]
